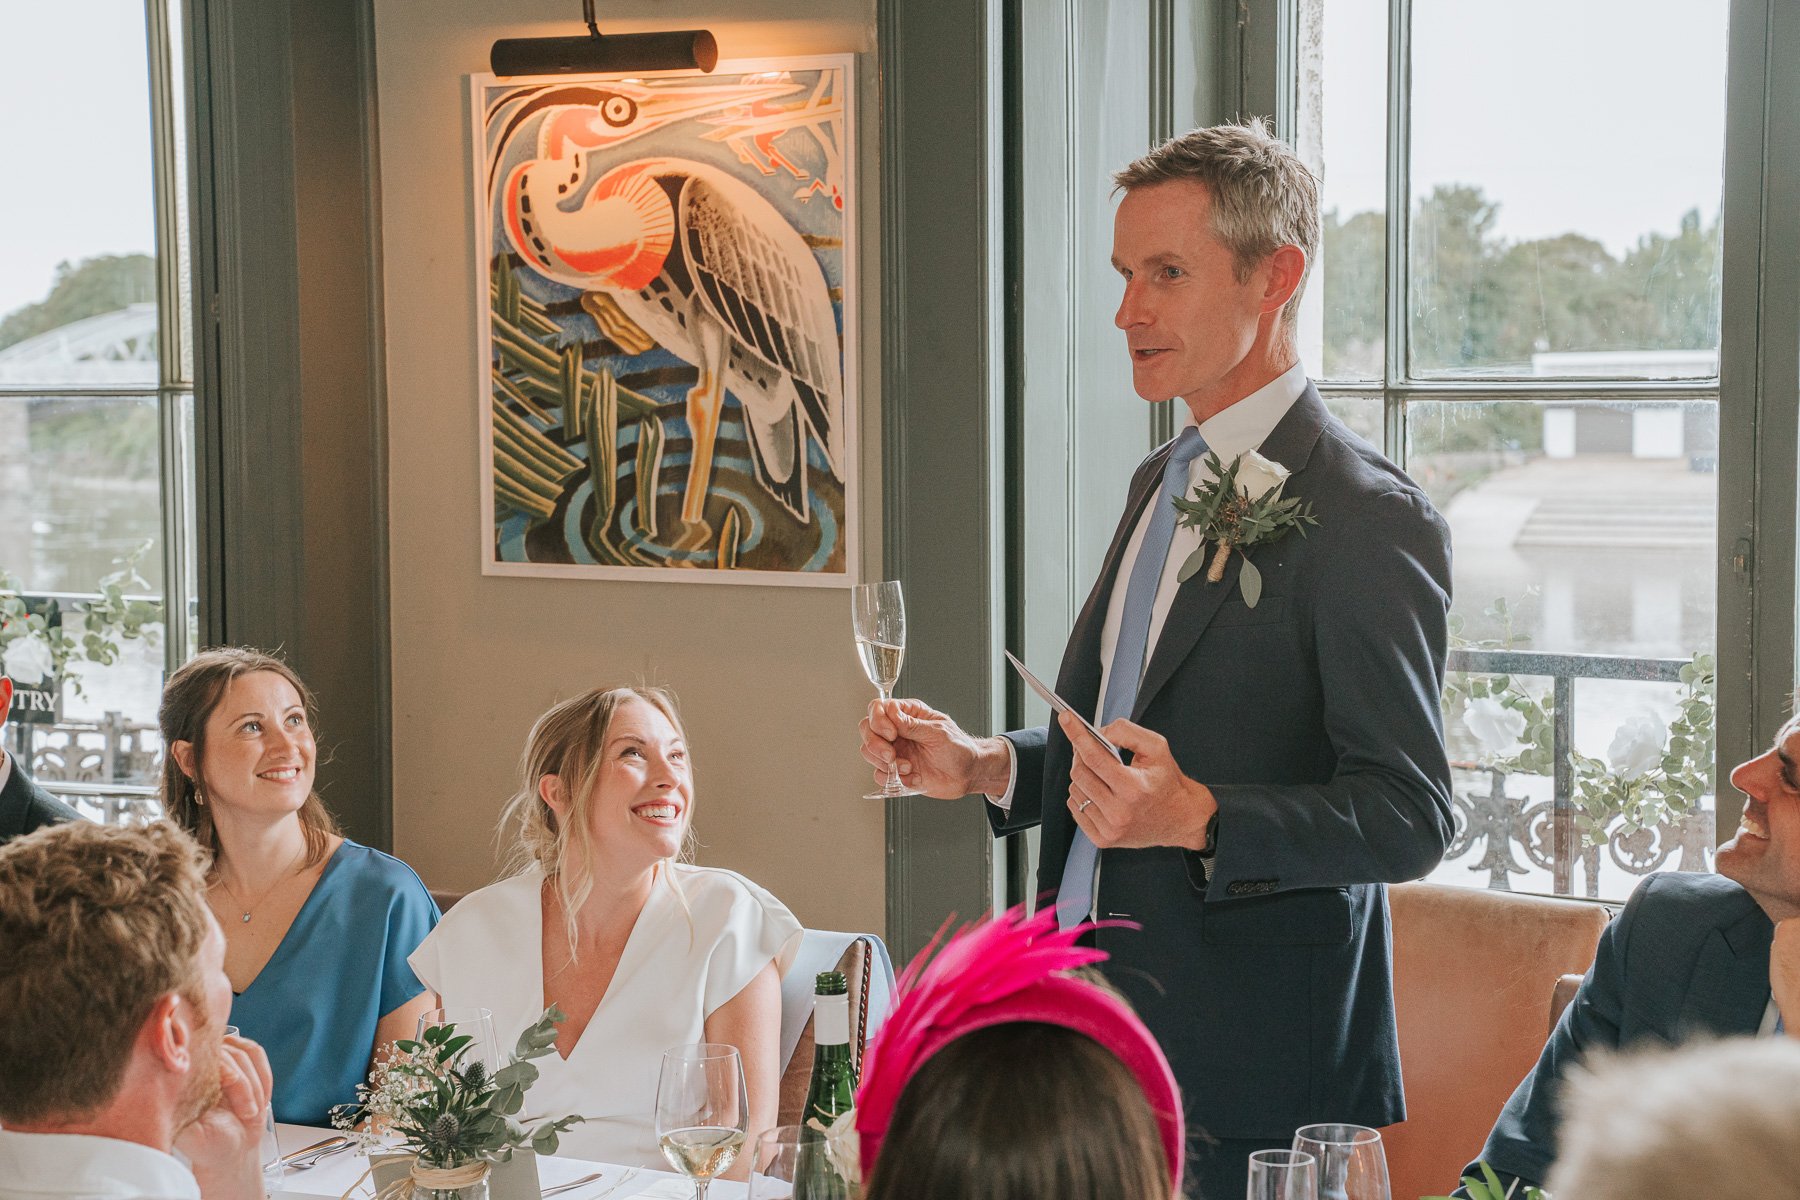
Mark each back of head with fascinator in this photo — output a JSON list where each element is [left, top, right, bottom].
[[854, 904, 1184, 1200]]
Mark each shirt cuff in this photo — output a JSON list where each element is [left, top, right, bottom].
[[982, 736, 1020, 811]]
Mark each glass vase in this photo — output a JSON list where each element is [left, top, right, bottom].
[[409, 1161, 490, 1200]]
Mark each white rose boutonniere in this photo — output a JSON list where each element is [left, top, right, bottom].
[[1171, 450, 1317, 608]]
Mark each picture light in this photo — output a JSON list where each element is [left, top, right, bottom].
[[491, 0, 718, 76]]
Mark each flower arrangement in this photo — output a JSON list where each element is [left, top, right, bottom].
[[1170, 449, 1316, 608], [0, 540, 165, 700], [1424, 1161, 1549, 1200], [1442, 594, 1716, 846], [331, 1006, 583, 1189]]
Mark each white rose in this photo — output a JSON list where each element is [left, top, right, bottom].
[[1234, 450, 1291, 501], [2, 632, 55, 686], [1607, 715, 1665, 781], [1463, 696, 1526, 756]]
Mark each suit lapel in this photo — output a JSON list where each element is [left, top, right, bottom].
[[1677, 904, 1774, 1037], [1133, 385, 1332, 717], [1056, 444, 1173, 716]]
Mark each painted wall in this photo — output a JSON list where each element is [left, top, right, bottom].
[[372, 0, 884, 935]]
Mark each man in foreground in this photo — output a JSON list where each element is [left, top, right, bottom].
[[861, 120, 1453, 1197], [1454, 714, 1800, 1194], [0, 820, 276, 1199]]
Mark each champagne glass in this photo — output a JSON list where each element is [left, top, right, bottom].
[[852, 580, 921, 799], [1247, 1148, 1318, 1200], [1293, 1124, 1391, 1200], [418, 1006, 502, 1074], [655, 1043, 749, 1200]]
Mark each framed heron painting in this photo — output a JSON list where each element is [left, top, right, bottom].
[[472, 55, 859, 585]]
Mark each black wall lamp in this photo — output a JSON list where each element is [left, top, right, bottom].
[[490, 0, 718, 76]]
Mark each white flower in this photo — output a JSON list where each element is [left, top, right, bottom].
[[1463, 697, 1526, 756], [1234, 450, 1291, 501], [3, 632, 54, 686], [1607, 715, 1665, 781]]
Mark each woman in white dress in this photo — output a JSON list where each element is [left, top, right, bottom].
[[408, 686, 801, 1168]]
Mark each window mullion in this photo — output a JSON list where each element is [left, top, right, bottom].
[[1382, 0, 1412, 466]]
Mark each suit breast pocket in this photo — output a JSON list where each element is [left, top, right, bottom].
[[1207, 595, 1290, 630], [1200, 886, 1356, 946]]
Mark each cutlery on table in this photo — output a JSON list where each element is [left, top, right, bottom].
[[286, 1138, 358, 1170], [545, 1167, 641, 1199], [277, 1135, 347, 1166]]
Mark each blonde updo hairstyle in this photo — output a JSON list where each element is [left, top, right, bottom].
[[159, 646, 340, 870], [500, 686, 694, 955]]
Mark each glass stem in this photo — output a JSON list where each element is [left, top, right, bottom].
[[877, 686, 902, 789]]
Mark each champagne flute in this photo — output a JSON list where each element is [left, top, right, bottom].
[[852, 580, 922, 799], [1247, 1148, 1318, 1200], [1293, 1123, 1391, 1200], [655, 1043, 749, 1200]]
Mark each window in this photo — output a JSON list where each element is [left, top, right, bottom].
[[1297, 0, 1731, 898], [0, 0, 196, 822]]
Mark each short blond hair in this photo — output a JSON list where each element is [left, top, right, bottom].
[[1546, 1037, 1800, 1200], [498, 686, 693, 956], [0, 820, 214, 1122], [1113, 118, 1320, 326]]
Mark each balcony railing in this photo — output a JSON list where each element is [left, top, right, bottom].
[[1444, 648, 1711, 899]]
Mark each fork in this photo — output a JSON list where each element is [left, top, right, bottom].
[[286, 1138, 359, 1170], [544, 1167, 640, 1199]]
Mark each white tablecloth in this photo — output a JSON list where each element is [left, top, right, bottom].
[[272, 1123, 746, 1199]]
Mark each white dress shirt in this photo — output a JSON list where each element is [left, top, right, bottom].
[[0, 1130, 200, 1200], [0, 746, 13, 795], [992, 361, 1309, 808]]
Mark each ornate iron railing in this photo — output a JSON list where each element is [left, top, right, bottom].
[[1444, 648, 1712, 898]]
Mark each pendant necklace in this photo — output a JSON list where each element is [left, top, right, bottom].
[[215, 846, 305, 924]]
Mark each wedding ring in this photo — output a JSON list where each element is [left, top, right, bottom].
[[1078, 798, 1094, 812]]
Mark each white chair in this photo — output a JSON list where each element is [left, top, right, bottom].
[[776, 929, 896, 1125]]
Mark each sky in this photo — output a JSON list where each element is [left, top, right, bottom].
[[0, 2, 159, 321], [1321, 0, 1733, 255], [0, 0, 1738, 320]]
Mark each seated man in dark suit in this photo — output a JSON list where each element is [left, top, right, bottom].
[[0, 674, 80, 842], [1454, 714, 1800, 1195]]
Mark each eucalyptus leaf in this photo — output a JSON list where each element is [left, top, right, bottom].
[[1238, 555, 1263, 608], [1177, 545, 1209, 584]]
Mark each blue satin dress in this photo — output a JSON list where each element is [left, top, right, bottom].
[[228, 840, 440, 1125]]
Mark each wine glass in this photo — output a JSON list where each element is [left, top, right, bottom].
[[655, 1043, 749, 1200], [1247, 1148, 1318, 1200], [748, 1124, 855, 1200], [1293, 1124, 1391, 1200], [852, 580, 921, 799], [418, 1006, 503, 1074]]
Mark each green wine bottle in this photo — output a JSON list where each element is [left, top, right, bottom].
[[795, 971, 857, 1200]]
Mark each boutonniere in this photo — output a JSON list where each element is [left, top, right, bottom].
[[1171, 449, 1317, 608]]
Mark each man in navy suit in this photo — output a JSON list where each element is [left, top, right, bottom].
[[0, 675, 79, 843], [861, 121, 1453, 1198], [1453, 715, 1800, 1196]]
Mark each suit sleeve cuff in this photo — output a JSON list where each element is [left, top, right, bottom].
[[982, 736, 1020, 811]]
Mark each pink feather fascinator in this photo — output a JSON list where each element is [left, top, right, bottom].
[[853, 903, 1184, 1190]]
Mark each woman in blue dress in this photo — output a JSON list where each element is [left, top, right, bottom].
[[161, 647, 439, 1125]]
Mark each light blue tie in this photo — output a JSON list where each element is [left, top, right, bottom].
[[1056, 427, 1209, 929]]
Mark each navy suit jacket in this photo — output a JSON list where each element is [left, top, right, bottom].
[[1458, 871, 1774, 1194], [0, 751, 80, 843], [990, 385, 1455, 1140]]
